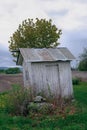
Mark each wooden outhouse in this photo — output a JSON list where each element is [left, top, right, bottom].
[[17, 48, 75, 98]]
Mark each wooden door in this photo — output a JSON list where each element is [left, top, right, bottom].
[[46, 64, 61, 97]]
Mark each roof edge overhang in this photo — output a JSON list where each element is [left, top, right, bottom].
[[16, 48, 75, 65], [25, 59, 73, 63]]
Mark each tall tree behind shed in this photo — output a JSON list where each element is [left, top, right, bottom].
[[78, 48, 87, 71], [9, 18, 62, 59]]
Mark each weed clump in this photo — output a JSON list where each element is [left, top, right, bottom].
[[72, 78, 80, 85], [5, 84, 32, 116]]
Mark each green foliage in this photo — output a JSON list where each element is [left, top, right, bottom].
[[0, 82, 87, 129], [9, 18, 62, 58], [74, 82, 87, 106], [78, 60, 87, 71], [78, 48, 87, 71], [72, 78, 80, 85], [0, 69, 5, 74], [29, 102, 54, 115], [5, 67, 21, 74], [5, 84, 32, 116], [0, 92, 9, 112]]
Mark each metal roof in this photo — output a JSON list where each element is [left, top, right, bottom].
[[17, 47, 75, 64]]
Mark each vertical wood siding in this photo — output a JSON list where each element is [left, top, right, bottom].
[[23, 61, 73, 98], [31, 62, 46, 95], [23, 62, 31, 87], [45, 64, 60, 97], [59, 61, 73, 98]]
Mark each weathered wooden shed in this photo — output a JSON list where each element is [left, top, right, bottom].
[[17, 48, 75, 98]]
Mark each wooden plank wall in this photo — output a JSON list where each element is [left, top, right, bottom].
[[23, 61, 73, 98]]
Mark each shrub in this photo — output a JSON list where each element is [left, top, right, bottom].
[[0, 69, 5, 73], [78, 60, 87, 71], [72, 78, 80, 85], [78, 48, 87, 71], [5, 84, 32, 116], [0, 92, 9, 111], [5, 67, 21, 74], [28, 102, 54, 114]]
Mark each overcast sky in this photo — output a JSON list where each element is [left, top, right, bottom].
[[0, 0, 87, 67]]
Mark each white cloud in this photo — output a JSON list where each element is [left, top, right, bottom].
[[0, 0, 49, 45], [37, 0, 87, 30], [0, 0, 87, 44]]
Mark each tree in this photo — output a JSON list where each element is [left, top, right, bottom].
[[78, 48, 87, 71], [9, 18, 62, 58]]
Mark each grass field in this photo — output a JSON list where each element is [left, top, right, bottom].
[[0, 82, 87, 130]]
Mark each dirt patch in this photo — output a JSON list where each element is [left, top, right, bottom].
[[72, 71, 87, 82], [0, 74, 23, 92], [0, 71, 87, 93]]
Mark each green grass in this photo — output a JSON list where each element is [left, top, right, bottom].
[[0, 82, 87, 130], [74, 82, 87, 104]]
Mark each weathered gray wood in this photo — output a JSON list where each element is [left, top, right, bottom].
[[45, 63, 60, 97], [59, 62, 73, 98], [23, 62, 31, 88], [23, 61, 73, 98], [18, 48, 75, 99]]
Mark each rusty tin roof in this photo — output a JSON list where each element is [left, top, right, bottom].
[[17, 48, 75, 64]]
